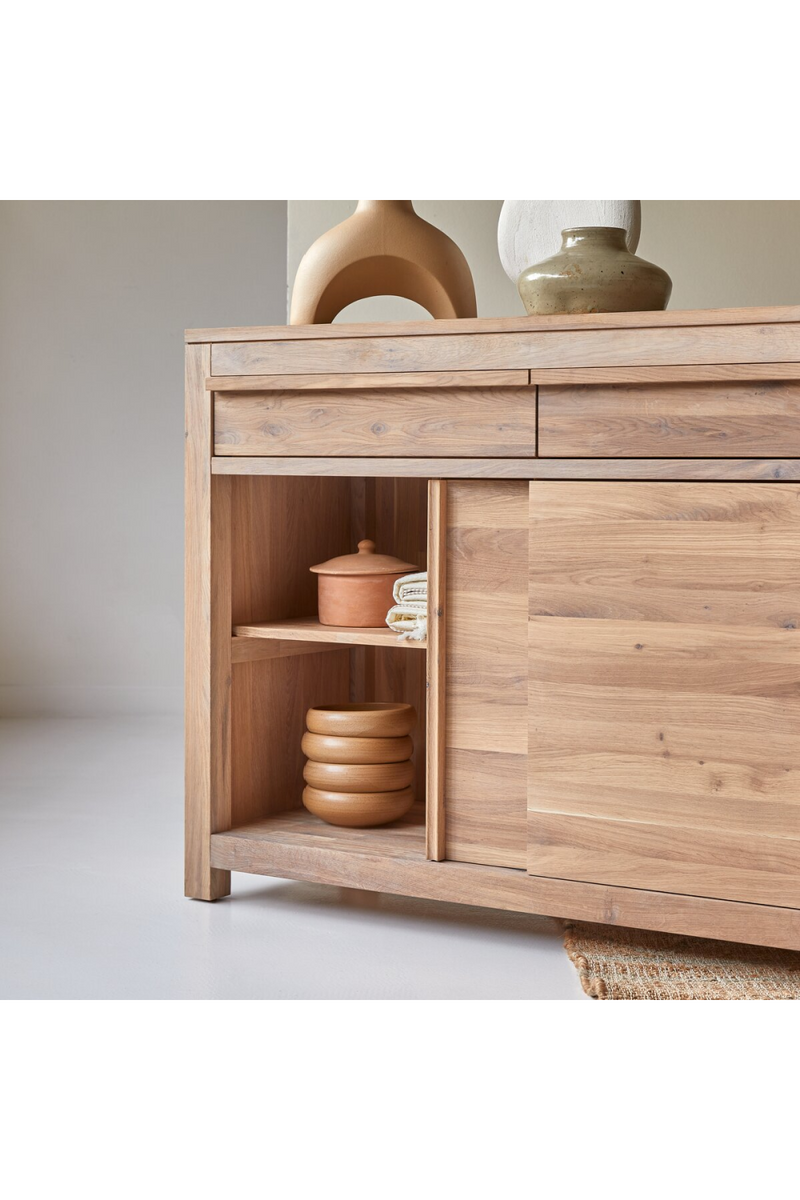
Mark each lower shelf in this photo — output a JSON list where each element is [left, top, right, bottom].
[[214, 803, 426, 861]]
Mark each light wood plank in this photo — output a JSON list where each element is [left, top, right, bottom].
[[445, 482, 528, 868], [208, 370, 529, 391], [186, 304, 800, 343], [212, 802, 426, 856], [233, 617, 424, 650], [211, 456, 800, 481], [214, 387, 536, 458], [531, 813, 800, 909], [426, 481, 446, 861], [185, 343, 232, 901], [528, 481, 800, 908], [530, 363, 800, 384], [209, 820, 800, 950], [211, 323, 800, 376], [539, 380, 800, 457]]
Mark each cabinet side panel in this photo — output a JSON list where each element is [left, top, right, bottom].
[[185, 343, 232, 899], [445, 481, 528, 868], [528, 481, 800, 909]]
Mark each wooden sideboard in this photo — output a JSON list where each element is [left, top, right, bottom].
[[185, 306, 800, 951]]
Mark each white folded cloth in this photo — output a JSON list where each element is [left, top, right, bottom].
[[385, 571, 428, 641]]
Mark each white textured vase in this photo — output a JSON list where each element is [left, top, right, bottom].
[[498, 200, 642, 286]]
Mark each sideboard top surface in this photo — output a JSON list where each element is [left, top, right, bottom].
[[186, 305, 800, 344]]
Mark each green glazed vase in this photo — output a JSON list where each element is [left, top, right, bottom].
[[518, 226, 672, 315]]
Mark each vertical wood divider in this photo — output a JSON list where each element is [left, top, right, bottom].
[[185, 344, 233, 899], [426, 480, 447, 860]]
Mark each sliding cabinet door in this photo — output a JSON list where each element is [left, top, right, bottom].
[[528, 482, 800, 907], [444, 482, 528, 867]]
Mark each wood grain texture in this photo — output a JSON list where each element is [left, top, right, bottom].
[[303, 758, 414, 793], [214, 387, 536, 458], [211, 456, 800, 481], [215, 802, 427, 856], [426, 481, 446, 861], [445, 482, 528, 868], [185, 343, 232, 900], [530, 363, 800, 384], [532, 812, 800, 909], [209, 814, 800, 950], [187, 304, 800, 343], [230, 637, 344, 664], [528, 481, 800, 908], [231, 651, 351, 829], [211, 323, 800, 376], [539, 380, 800, 457], [301, 731, 414, 764], [233, 617, 424, 649], [208, 370, 529, 391]]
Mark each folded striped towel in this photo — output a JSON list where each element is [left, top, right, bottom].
[[385, 571, 427, 641]]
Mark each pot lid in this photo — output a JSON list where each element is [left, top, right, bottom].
[[310, 540, 418, 576]]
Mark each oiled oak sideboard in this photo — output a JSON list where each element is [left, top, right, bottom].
[[185, 306, 800, 951]]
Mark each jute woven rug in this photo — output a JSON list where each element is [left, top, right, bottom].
[[564, 921, 800, 1000]]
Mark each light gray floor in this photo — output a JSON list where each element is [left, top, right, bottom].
[[0, 717, 587, 1000]]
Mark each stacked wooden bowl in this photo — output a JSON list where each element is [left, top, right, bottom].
[[302, 702, 417, 827]]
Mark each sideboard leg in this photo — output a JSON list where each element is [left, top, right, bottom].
[[185, 343, 232, 901]]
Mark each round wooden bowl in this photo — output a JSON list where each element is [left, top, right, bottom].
[[303, 758, 414, 793], [302, 785, 415, 828], [306, 702, 417, 739], [301, 730, 414, 765]]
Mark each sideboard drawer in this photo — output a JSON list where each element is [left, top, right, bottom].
[[538, 379, 800, 457], [214, 387, 536, 457]]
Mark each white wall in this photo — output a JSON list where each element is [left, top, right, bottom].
[[288, 200, 800, 318], [0, 201, 287, 714]]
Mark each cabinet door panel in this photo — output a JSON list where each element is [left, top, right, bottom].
[[445, 482, 528, 868], [528, 482, 800, 907]]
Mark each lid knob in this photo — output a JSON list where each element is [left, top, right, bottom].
[[357, 540, 376, 555]]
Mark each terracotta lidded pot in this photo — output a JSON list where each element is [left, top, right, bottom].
[[310, 540, 418, 627], [518, 226, 672, 315]]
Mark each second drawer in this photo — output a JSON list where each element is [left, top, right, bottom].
[[538, 379, 800, 457]]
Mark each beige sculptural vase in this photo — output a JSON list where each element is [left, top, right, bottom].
[[289, 200, 477, 324]]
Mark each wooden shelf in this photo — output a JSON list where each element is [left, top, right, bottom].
[[233, 616, 426, 650], [212, 802, 426, 863]]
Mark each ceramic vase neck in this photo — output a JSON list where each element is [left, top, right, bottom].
[[355, 200, 415, 215], [560, 226, 629, 251]]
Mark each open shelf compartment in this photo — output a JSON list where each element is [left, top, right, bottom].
[[223, 473, 434, 859]]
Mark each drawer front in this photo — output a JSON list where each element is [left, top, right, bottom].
[[214, 387, 536, 458], [538, 379, 800, 457]]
